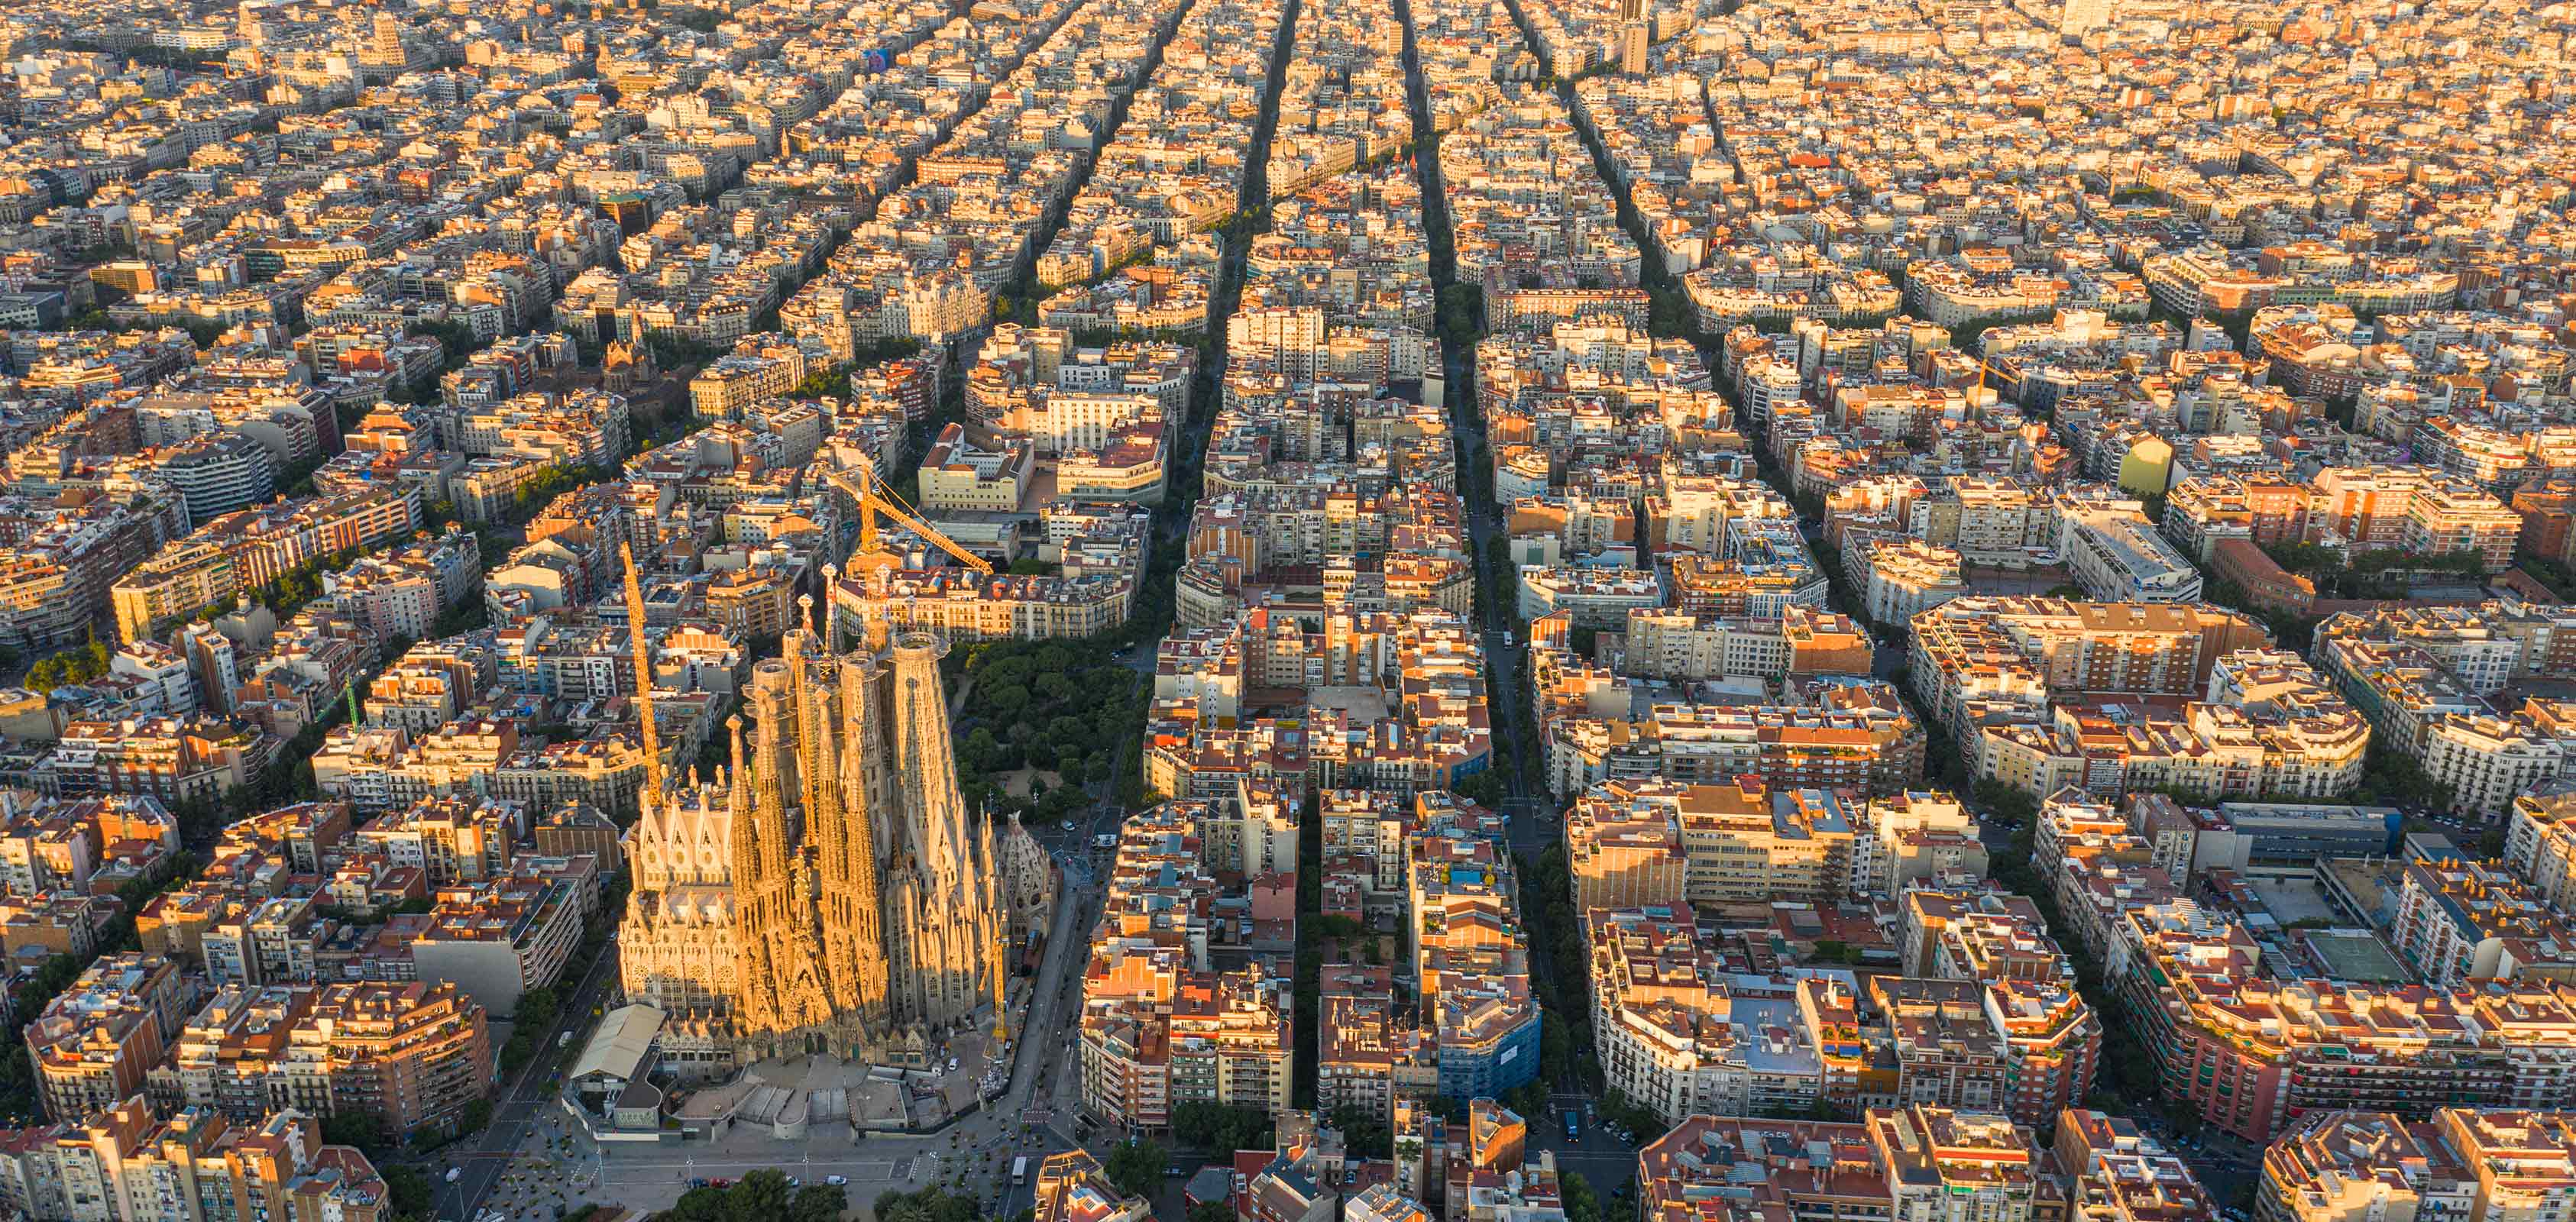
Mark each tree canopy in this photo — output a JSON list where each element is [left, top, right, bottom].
[[1103, 1138, 1166, 1199]]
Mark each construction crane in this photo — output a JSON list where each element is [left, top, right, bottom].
[[620, 541, 668, 816], [816, 461, 993, 576]]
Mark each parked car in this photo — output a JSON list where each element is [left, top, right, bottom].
[[827, 1175, 849, 1187]]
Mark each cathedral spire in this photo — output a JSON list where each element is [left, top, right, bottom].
[[838, 656, 891, 1026], [787, 619, 824, 832], [752, 668, 793, 882], [978, 807, 1008, 1043], [821, 564, 841, 655], [724, 712, 782, 1026]]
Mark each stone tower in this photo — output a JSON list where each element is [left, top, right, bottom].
[[875, 632, 1008, 1033]]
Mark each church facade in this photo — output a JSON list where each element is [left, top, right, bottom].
[[617, 593, 1046, 1063]]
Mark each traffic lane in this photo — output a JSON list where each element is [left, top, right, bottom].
[[442, 944, 624, 1221], [602, 1155, 899, 1182]]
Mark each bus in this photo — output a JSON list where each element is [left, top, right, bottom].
[[1013, 1157, 1029, 1185], [1565, 1113, 1578, 1141]]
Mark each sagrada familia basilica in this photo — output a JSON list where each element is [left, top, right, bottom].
[[615, 552, 1054, 1065]]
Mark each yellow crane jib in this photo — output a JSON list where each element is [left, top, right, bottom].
[[817, 461, 994, 575]]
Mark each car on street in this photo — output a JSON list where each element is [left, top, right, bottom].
[[827, 1175, 849, 1187]]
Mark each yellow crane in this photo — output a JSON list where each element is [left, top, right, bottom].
[[817, 461, 993, 576], [620, 541, 667, 816]]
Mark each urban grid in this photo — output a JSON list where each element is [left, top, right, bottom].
[[0, 0, 2568, 1220]]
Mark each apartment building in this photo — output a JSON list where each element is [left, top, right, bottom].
[[1637, 1107, 2063, 1222], [1033, 1150, 1151, 1222], [146, 984, 318, 1122], [1851, 536, 1970, 626], [349, 795, 518, 881], [2257, 1110, 2474, 1222], [1545, 688, 1926, 800], [25, 954, 196, 1126], [409, 877, 581, 1019], [1584, 907, 1822, 1125], [1406, 830, 1539, 1101], [1849, 791, 1987, 900], [2053, 1108, 2216, 1222], [2389, 857, 2576, 988], [1616, 606, 1872, 683], [916, 423, 1034, 513], [292, 981, 493, 1138], [109, 486, 423, 642], [1564, 777, 1856, 908], [1317, 966, 1431, 1124], [2062, 508, 2204, 603], [0, 1101, 390, 1222], [2422, 709, 2576, 818], [2507, 789, 2576, 913], [42, 716, 267, 805], [2310, 467, 2520, 569], [1909, 599, 2267, 739], [1561, 791, 1688, 912], [1079, 803, 1294, 1132], [686, 338, 807, 419], [1080, 960, 1292, 1131], [2124, 920, 2576, 1141]]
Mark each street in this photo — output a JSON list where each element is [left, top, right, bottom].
[[435, 939, 628, 1222]]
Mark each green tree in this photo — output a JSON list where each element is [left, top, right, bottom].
[[517, 986, 561, 1030], [1173, 1102, 1276, 1155], [1561, 1172, 1602, 1222], [411, 317, 481, 365], [1103, 1138, 1165, 1198], [382, 1165, 433, 1221], [726, 1170, 794, 1222], [26, 635, 112, 690], [787, 1184, 848, 1222], [668, 1187, 731, 1222], [1971, 780, 2039, 826], [1329, 1105, 1393, 1157], [320, 1111, 388, 1149], [875, 1188, 979, 1222]]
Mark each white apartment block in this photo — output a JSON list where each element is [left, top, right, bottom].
[[2506, 790, 2576, 913], [1851, 791, 1984, 899], [2062, 509, 2202, 603], [1584, 909, 1821, 1126], [1857, 538, 1969, 626], [1622, 609, 1789, 681], [1040, 391, 1160, 453], [2424, 713, 2573, 819]]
